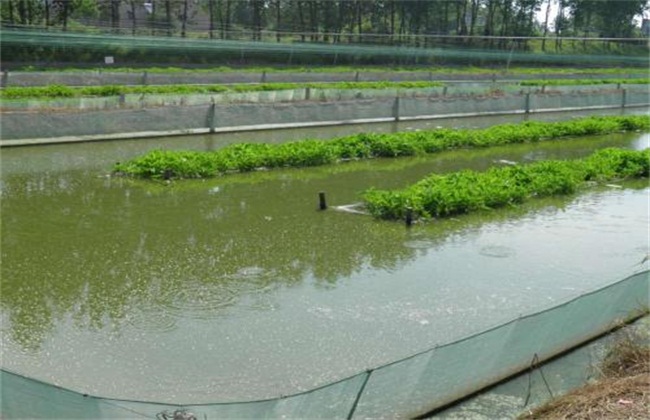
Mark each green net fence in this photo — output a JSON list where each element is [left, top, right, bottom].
[[2, 27, 649, 68], [2, 270, 648, 419]]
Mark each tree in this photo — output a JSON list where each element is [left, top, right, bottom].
[[593, 0, 647, 38]]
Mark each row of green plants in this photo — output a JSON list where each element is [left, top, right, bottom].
[[520, 78, 650, 86], [0, 81, 445, 100], [3, 78, 648, 100], [113, 115, 650, 180], [363, 147, 650, 221]]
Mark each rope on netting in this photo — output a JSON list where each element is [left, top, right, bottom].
[[523, 352, 554, 408]]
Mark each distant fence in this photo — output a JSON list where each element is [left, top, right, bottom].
[[2, 270, 648, 419], [1, 85, 648, 145]]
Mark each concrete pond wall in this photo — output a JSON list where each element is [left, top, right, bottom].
[[1, 88, 648, 145]]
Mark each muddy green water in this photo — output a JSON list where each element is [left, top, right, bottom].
[[1, 124, 649, 404]]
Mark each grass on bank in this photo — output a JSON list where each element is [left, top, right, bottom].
[[362, 147, 649, 221], [520, 78, 650, 87], [0, 81, 446, 100], [519, 331, 649, 419], [2, 78, 648, 100], [113, 115, 650, 181]]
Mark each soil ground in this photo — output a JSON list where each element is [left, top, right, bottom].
[[519, 335, 649, 419]]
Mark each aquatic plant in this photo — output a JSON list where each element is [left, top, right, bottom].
[[362, 148, 650, 221], [113, 115, 650, 180]]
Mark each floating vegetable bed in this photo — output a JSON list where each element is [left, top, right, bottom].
[[363, 148, 650, 220], [113, 115, 650, 179]]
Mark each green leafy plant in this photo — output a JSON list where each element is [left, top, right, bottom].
[[113, 115, 650, 180], [363, 148, 650, 221]]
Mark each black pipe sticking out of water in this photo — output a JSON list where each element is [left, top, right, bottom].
[[318, 192, 327, 210]]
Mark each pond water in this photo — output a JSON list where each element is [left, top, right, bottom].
[[1, 119, 649, 404]]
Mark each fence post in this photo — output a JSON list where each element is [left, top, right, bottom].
[[208, 102, 216, 133], [1, 70, 7, 88], [393, 96, 401, 122], [347, 370, 373, 420], [355, 71, 360, 82], [261, 71, 267, 83], [621, 89, 627, 109], [305, 87, 311, 101], [142, 71, 148, 86], [525, 92, 531, 114]]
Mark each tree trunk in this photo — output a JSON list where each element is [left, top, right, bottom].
[[555, 0, 564, 51], [457, 0, 468, 36], [7, 0, 14, 24], [356, 0, 362, 43], [275, 0, 281, 42], [541, 0, 552, 52], [308, 1, 317, 42], [297, 1, 305, 42], [208, 0, 214, 39], [469, 0, 479, 38], [45, 0, 50, 26], [62, 0, 69, 31], [181, 0, 189, 38], [224, 0, 231, 39], [150, 0, 156, 36], [112, 0, 120, 33], [17, 0, 26, 25], [129, 0, 137, 36], [390, 0, 395, 44], [165, 0, 172, 36]]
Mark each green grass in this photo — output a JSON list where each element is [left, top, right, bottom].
[[0, 81, 444, 100], [3, 77, 648, 100], [363, 148, 650, 221], [520, 78, 650, 86], [113, 115, 650, 180]]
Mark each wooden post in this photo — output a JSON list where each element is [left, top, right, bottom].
[[1, 70, 7, 88], [318, 192, 327, 210], [142, 71, 148, 85], [305, 87, 311, 101], [621, 89, 627, 109]]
